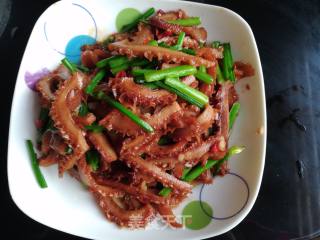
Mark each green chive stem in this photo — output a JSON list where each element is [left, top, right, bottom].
[[194, 71, 213, 84], [229, 102, 240, 130], [144, 65, 197, 82], [96, 92, 154, 132], [120, 8, 155, 33], [61, 58, 76, 73], [164, 76, 208, 106], [167, 17, 201, 26], [26, 140, 48, 188], [85, 69, 106, 95]]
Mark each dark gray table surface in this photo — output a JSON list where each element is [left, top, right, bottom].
[[1, 0, 320, 239]]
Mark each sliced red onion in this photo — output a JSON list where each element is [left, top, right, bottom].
[[24, 68, 50, 90]]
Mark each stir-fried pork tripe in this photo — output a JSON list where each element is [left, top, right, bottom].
[[108, 40, 215, 67], [50, 71, 90, 175], [28, 7, 253, 228]]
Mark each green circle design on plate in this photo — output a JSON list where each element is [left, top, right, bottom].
[[116, 8, 141, 32], [182, 200, 213, 230]]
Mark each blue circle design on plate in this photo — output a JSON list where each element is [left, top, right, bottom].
[[199, 172, 250, 220], [72, 3, 97, 39], [43, 3, 97, 62], [65, 35, 96, 63]]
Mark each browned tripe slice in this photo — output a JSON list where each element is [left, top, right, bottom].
[[50, 72, 89, 175], [108, 40, 215, 68]]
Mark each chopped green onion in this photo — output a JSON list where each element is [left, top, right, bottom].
[[167, 17, 201, 26], [175, 32, 185, 50], [228, 145, 246, 155], [61, 58, 76, 73], [158, 187, 172, 197], [134, 77, 146, 84], [183, 146, 245, 182], [26, 140, 48, 188], [164, 76, 208, 106], [181, 167, 192, 179], [78, 65, 90, 73], [158, 42, 170, 48], [45, 118, 56, 131], [96, 55, 121, 69], [212, 41, 221, 48], [144, 60, 158, 69], [65, 146, 73, 155], [85, 122, 105, 133], [181, 48, 196, 55], [109, 56, 129, 69], [120, 7, 155, 33], [111, 63, 129, 75], [159, 147, 244, 194], [130, 58, 150, 67], [85, 69, 106, 95], [154, 81, 204, 108], [194, 71, 213, 84], [216, 64, 224, 83], [144, 65, 197, 82], [183, 159, 219, 182], [96, 92, 154, 133], [160, 44, 195, 55], [143, 82, 158, 90], [199, 65, 206, 73], [148, 40, 158, 46], [222, 43, 236, 82], [71, 63, 90, 73], [214, 146, 245, 174], [85, 150, 100, 171], [78, 102, 89, 116], [39, 116, 55, 133], [39, 108, 49, 122], [140, 19, 149, 25], [159, 167, 191, 195], [199, 42, 204, 48], [158, 135, 173, 145], [38, 108, 49, 133], [133, 69, 204, 107], [229, 102, 240, 130], [170, 33, 185, 51], [132, 68, 154, 77], [110, 56, 150, 69]]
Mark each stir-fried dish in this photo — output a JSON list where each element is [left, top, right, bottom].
[[28, 8, 254, 228]]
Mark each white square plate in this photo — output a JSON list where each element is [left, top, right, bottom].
[[8, 0, 266, 239]]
